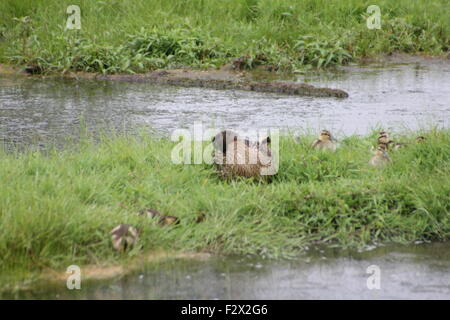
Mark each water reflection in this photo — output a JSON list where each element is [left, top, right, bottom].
[[3, 242, 449, 299]]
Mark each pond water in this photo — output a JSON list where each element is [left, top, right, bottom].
[[0, 59, 449, 299], [3, 242, 449, 299], [0, 58, 449, 147]]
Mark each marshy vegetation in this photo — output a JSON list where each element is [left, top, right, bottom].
[[0, 129, 449, 287], [0, 0, 448, 74]]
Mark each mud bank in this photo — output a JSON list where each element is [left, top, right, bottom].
[[45, 251, 211, 283], [3, 250, 211, 293], [0, 64, 348, 98], [89, 69, 349, 98]]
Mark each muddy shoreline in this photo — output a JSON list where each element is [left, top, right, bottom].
[[1, 54, 448, 99], [1, 63, 350, 98], [2, 250, 212, 293], [92, 69, 350, 98]]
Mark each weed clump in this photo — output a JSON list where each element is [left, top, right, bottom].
[[0, 0, 448, 74]]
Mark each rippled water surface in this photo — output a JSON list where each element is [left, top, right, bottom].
[[1, 59, 449, 146], [3, 243, 449, 299]]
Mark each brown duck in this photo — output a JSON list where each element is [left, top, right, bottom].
[[212, 130, 274, 179]]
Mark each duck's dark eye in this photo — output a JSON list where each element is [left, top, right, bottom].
[[212, 136, 216, 142]]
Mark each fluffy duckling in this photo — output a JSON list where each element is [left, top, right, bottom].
[[416, 136, 426, 143], [392, 135, 426, 149], [160, 216, 179, 226], [195, 213, 206, 223], [212, 130, 274, 179], [311, 130, 337, 151], [139, 208, 162, 219], [111, 224, 139, 252], [139, 208, 179, 226], [392, 142, 408, 150], [369, 144, 391, 167], [377, 131, 393, 146]]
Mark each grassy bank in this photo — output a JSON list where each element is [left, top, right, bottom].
[[0, 129, 449, 288], [0, 0, 448, 74]]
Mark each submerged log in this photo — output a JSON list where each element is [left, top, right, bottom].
[[94, 69, 349, 98]]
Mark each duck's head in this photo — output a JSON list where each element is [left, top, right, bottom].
[[212, 130, 239, 153], [378, 133, 391, 144], [319, 130, 332, 141]]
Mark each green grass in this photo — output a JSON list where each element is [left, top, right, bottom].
[[0, 129, 449, 288], [0, 0, 448, 73]]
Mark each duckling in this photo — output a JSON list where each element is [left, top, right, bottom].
[[369, 144, 391, 167], [377, 131, 393, 145], [212, 130, 274, 179], [371, 141, 388, 152], [159, 216, 179, 226], [390, 136, 425, 150], [139, 208, 161, 219], [195, 213, 206, 223], [139, 209, 179, 226], [311, 130, 337, 151], [392, 142, 408, 150], [111, 224, 139, 252], [416, 136, 426, 143]]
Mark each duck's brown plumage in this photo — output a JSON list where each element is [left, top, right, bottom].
[[377, 133, 391, 145], [212, 130, 274, 179], [111, 224, 138, 252]]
